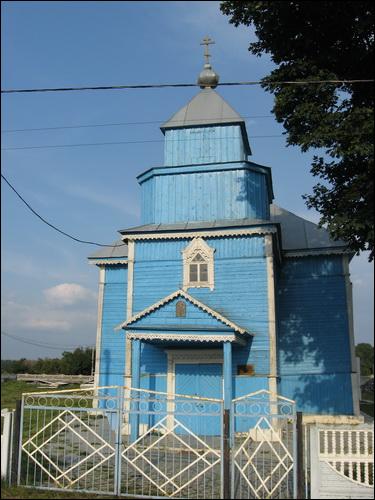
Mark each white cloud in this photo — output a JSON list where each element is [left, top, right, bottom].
[[44, 283, 96, 306]]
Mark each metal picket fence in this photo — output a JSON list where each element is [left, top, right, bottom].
[[17, 386, 297, 499]]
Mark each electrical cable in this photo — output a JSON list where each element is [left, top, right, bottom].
[[1, 79, 373, 94], [1, 114, 274, 133], [2, 130, 372, 151], [1, 173, 127, 247], [1, 330, 93, 351]]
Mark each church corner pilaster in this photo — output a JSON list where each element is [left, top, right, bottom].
[[265, 234, 278, 395], [343, 254, 360, 416], [93, 266, 105, 405], [124, 240, 135, 402]]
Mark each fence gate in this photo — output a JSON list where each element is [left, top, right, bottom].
[[231, 390, 296, 499], [18, 386, 223, 498], [19, 388, 120, 495], [18, 386, 297, 499], [120, 388, 223, 498]]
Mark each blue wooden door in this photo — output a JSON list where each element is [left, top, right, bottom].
[[175, 363, 222, 436]]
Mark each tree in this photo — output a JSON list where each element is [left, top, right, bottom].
[[356, 343, 374, 376], [220, 1, 374, 260], [60, 348, 94, 375]]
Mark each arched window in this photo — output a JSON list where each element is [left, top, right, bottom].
[[182, 238, 215, 290]]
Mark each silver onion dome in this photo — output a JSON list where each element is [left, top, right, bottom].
[[197, 63, 220, 89]]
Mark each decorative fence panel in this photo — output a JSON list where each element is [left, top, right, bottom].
[[20, 388, 120, 495], [310, 424, 374, 499], [18, 386, 302, 498], [231, 390, 296, 499], [19, 386, 223, 498], [120, 388, 223, 498]]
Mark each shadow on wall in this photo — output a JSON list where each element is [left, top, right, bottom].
[[236, 171, 268, 220], [276, 257, 354, 415], [102, 348, 111, 387]]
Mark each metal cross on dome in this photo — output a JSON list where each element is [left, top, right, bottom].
[[200, 36, 215, 64]]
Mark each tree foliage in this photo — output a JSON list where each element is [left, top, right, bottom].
[[355, 343, 374, 376], [221, 1, 374, 260], [1, 348, 94, 375]]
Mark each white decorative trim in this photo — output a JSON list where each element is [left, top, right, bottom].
[[121, 226, 277, 241], [343, 255, 360, 416], [116, 289, 252, 335], [265, 236, 278, 395], [182, 237, 215, 290], [126, 332, 237, 343], [124, 241, 135, 413], [93, 267, 105, 407], [284, 248, 351, 258], [126, 241, 135, 321], [89, 259, 128, 266]]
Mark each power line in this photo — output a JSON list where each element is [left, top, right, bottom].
[[0, 173, 127, 248], [1, 114, 274, 133], [1, 136, 284, 151], [1, 331, 92, 351], [2, 130, 372, 152], [1, 79, 373, 94]]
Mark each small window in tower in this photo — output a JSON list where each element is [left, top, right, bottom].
[[176, 300, 186, 318]]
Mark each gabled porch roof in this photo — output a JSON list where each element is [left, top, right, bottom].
[[115, 289, 253, 343]]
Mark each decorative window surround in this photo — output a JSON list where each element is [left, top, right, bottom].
[[115, 289, 252, 336], [182, 238, 215, 291]]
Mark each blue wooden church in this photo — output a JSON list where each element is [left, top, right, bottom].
[[88, 40, 359, 420]]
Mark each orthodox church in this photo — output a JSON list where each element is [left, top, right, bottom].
[[89, 39, 359, 419]]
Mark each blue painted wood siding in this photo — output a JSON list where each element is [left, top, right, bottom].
[[164, 126, 247, 166], [276, 256, 354, 414], [140, 167, 270, 224], [132, 236, 271, 397], [129, 296, 233, 331], [98, 266, 128, 389]]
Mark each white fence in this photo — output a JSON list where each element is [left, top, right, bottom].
[[310, 424, 374, 499], [1, 408, 14, 481]]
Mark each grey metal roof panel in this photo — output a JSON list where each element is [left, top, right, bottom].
[[88, 239, 128, 259], [119, 218, 271, 234], [118, 206, 347, 253], [270, 204, 347, 250], [161, 88, 245, 130]]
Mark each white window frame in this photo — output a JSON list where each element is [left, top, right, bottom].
[[182, 237, 215, 290]]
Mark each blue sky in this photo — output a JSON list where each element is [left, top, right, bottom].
[[1, 1, 373, 359]]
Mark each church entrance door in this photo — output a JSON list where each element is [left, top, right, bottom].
[[175, 362, 222, 435]]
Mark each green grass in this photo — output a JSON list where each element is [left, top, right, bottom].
[[1, 381, 80, 410], [1, 483, 120, 499]]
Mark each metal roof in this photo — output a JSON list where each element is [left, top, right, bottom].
[[117, 205, 347, 252], [269, 204, 346, 251], [160, 88, 251, 154], [118, 218, 270, 235], [88, 239, 128, 259]]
